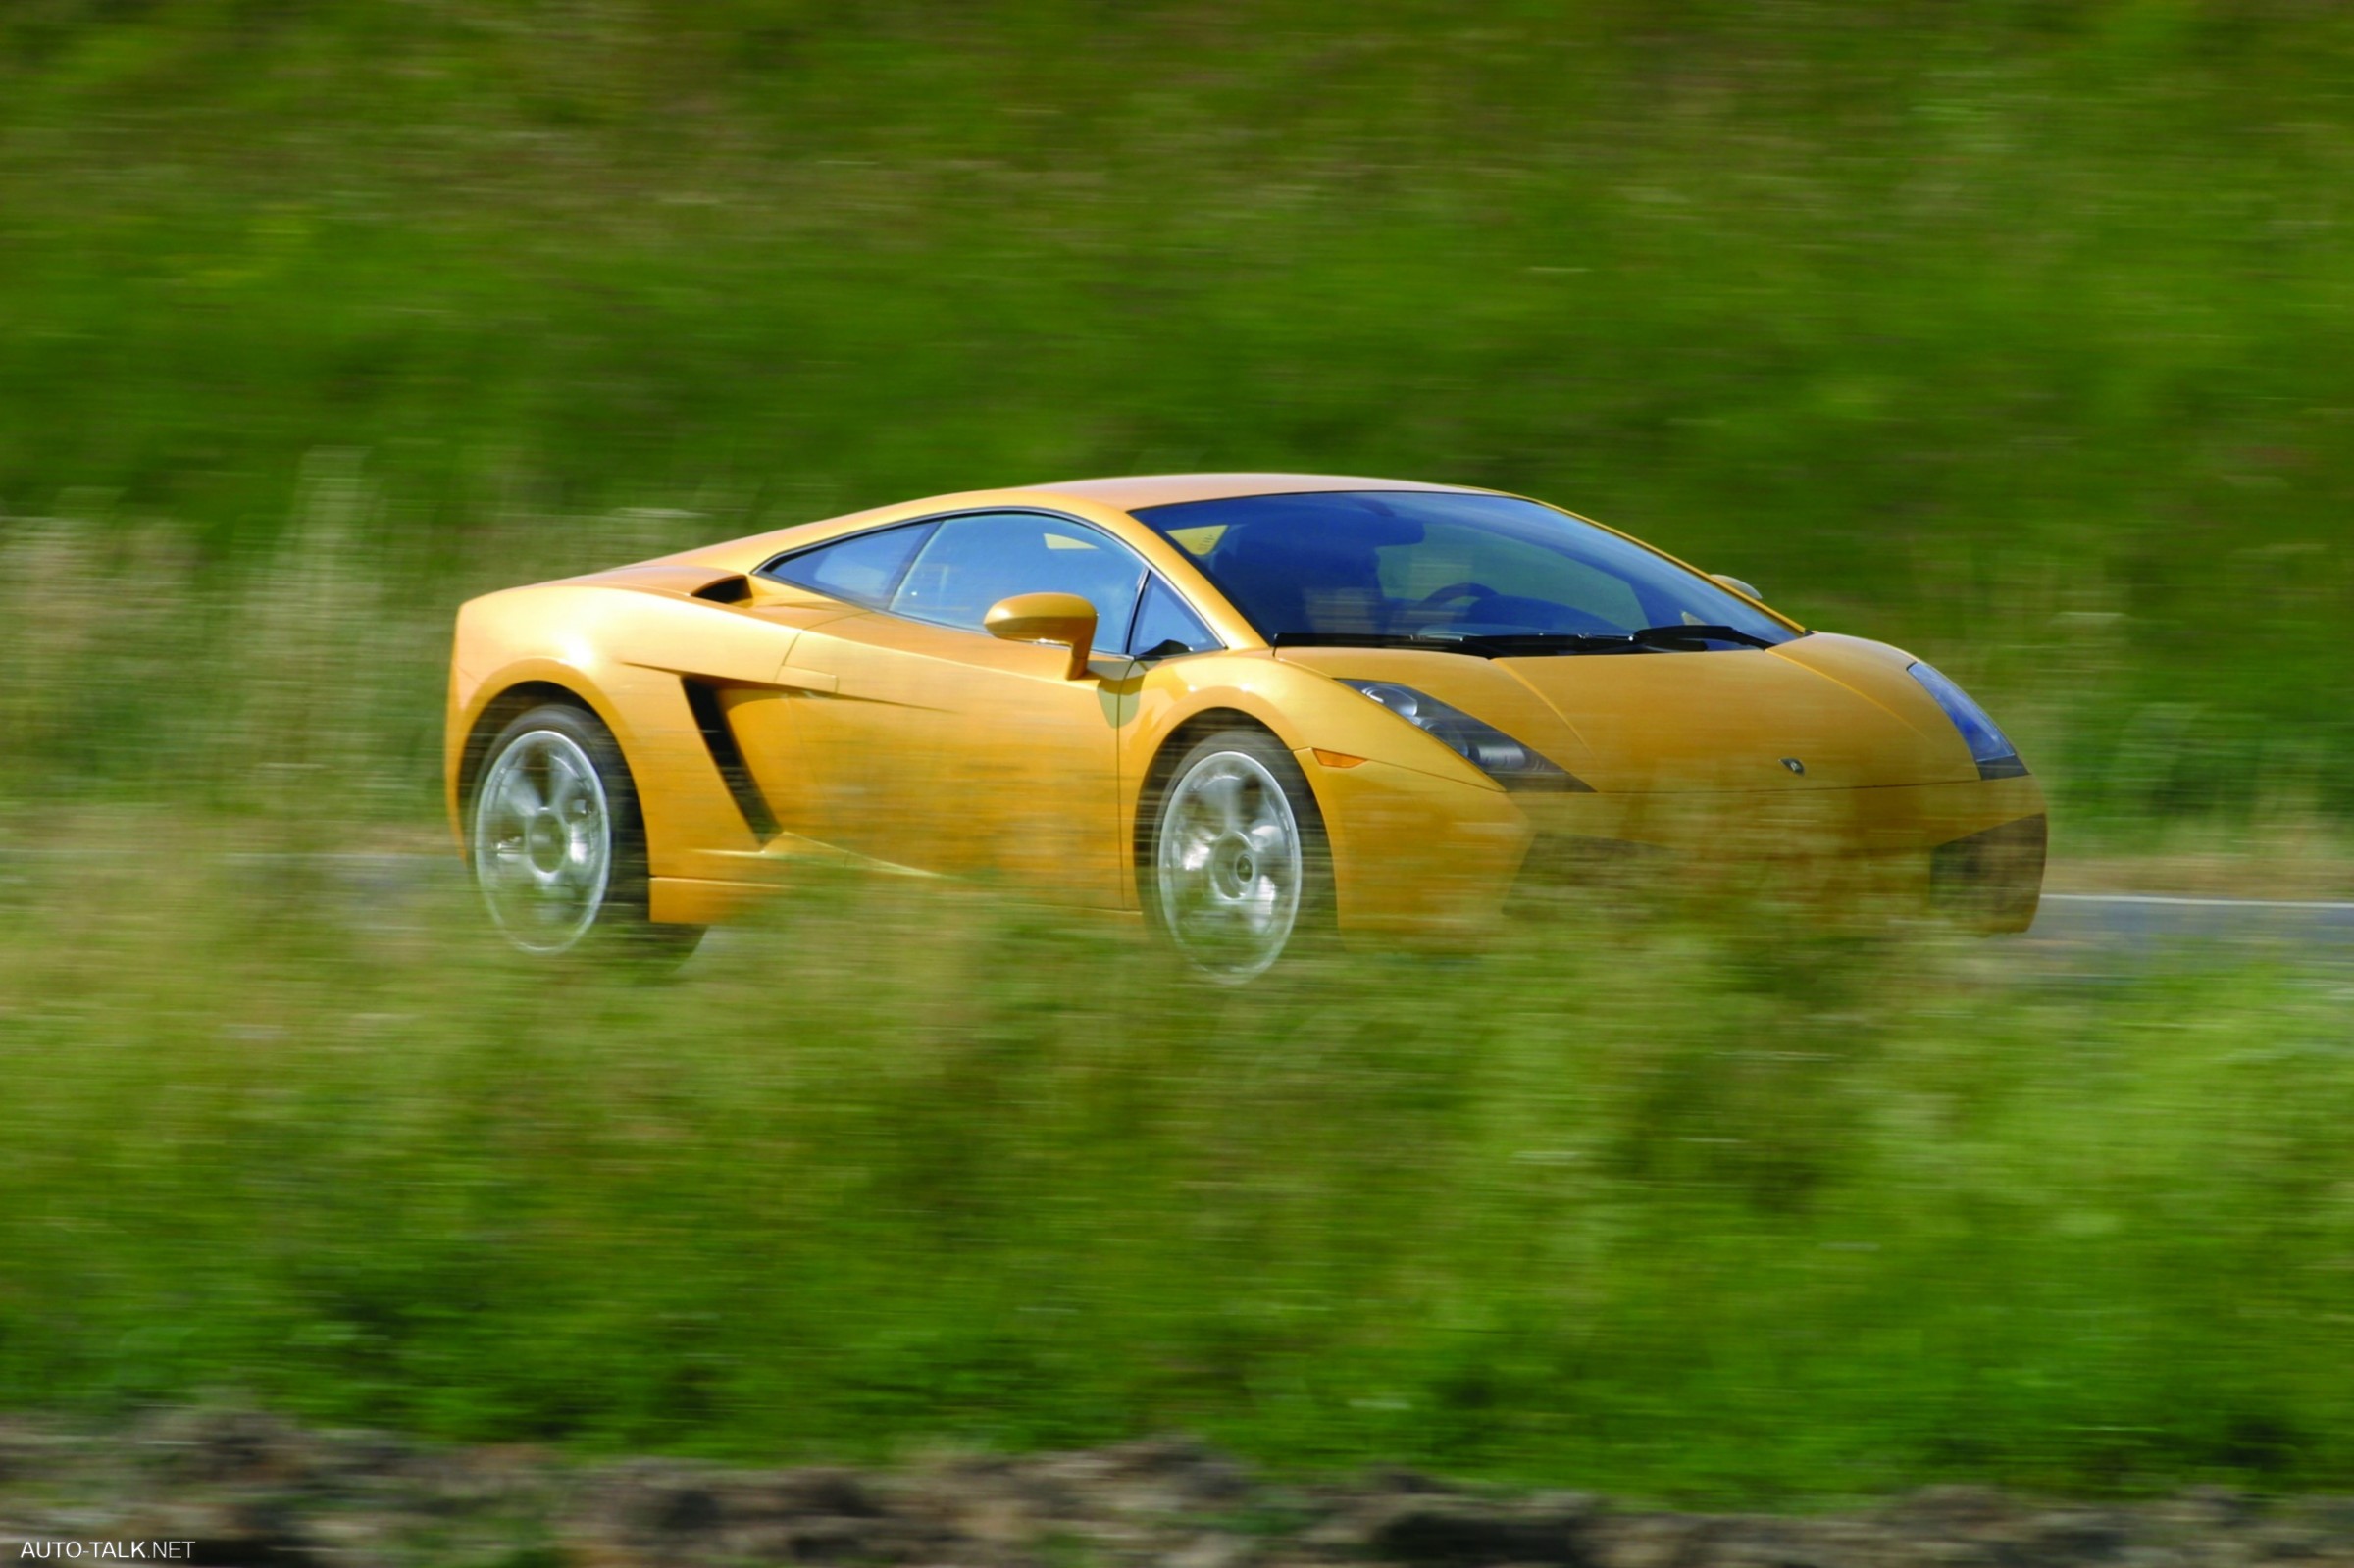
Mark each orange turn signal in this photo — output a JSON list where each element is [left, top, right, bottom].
[[1312, 749, 1366, 769]]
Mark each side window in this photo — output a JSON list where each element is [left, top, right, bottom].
[[759, 521, 937, 608], [1128, 577, 1220, 658], [892, 512, 1149, 652]]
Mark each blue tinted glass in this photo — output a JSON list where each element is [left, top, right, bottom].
[[1136, 490, 1792, 645], [762, 522, 935, 607], [893, 512, 1148, 652], [1128, 577, 1219, 658]]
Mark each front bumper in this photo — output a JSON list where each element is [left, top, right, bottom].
[[1313, 763, 2049, 938], [1517, 774, 2049, 930]]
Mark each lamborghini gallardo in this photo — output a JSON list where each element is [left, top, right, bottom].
[[447, 475, 2045, 980]]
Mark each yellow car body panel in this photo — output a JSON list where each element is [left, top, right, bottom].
[[447, 474, 2047, 940]]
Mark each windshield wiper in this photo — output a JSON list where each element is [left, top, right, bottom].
[[1269, 632, 1522, 655], [1457, 626, 1784, 656], [1620, 624, 1781, 650]]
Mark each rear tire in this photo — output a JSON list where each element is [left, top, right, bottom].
[[468, 702, 703, 967], [1146, 727, 1333, 985]]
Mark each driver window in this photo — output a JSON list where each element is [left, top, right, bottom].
[[892, 512, 1149, 652], [1379, 521, 1644, 630]]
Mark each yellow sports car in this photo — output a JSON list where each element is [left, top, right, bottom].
[[447, 474, 2045, 979]]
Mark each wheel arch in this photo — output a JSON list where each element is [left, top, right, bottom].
[[1130, 706, 1326, 879], [450, 678, 612, 845]]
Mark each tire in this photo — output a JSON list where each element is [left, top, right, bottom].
[[467, 702, 703, 967], [1146, 727, 1334, 985]]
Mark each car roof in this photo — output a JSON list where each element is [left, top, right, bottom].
[[645, 473, 1509, 579], [1035, 473, 1495, 509]]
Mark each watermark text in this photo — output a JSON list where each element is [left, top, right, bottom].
[[18, 1544, 198, 1561]]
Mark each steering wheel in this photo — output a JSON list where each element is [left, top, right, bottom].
[[1413, 582, 1504, 615]]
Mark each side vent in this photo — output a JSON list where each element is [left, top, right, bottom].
[[691, 574, 754, 604], [680, 679, 779, 838]]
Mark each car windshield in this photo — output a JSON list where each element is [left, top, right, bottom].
[[1134, 490, 1796, 648]]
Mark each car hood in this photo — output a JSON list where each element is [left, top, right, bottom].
[[1277, 633, 1979, 793]]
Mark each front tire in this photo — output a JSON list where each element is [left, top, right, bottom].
[[468, 702, 702, 965], [1148, 728, 1332, 985]]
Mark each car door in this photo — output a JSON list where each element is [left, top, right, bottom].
[[784, 511, 1151, 907]]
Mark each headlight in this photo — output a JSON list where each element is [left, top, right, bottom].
[[1908, 662, 2027, 780], [1337, 681, 1584, 791]]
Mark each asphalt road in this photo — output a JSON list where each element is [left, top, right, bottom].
[[2029, 892, 2354, 949]]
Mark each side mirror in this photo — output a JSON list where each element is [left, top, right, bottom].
[[1710, 572, 1762, 602], [984, 591, 1099, 680]]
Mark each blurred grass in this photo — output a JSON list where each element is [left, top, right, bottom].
[[7, 820, 2354, 1501], [4, 1, 2354, 837]]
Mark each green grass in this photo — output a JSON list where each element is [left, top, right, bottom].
[[4, 833, 2354, 1502], [7, 0, 2354, 1506], [4, 1, 2354, 834]]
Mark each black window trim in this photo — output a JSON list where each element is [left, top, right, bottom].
[[755, 506, 1228, 656], [1119, 571, 1153, 658]]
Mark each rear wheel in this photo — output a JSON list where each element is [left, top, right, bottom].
[[469, 703, 702, 965], [1148, 728, 1332, 985]]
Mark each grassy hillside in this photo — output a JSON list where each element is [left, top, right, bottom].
[[4, 1, 2354, 835]]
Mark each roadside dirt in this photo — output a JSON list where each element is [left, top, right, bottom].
[[3, 1408, 2350, 1566]]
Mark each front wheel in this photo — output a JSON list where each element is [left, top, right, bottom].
[[1148, 728, 1333, 985], [468, 702, 702, 966]]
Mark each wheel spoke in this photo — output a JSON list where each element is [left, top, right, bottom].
[[1244, 822, 1289, 859], [486, 843, 537, 889], [1196, 770, 1245, 834], [493, 769, 545, 819], [545, 750, 590, 811]]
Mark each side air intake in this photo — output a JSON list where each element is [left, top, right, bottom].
[[691, 574, 754, 604], [680, 679, 778, 839]]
